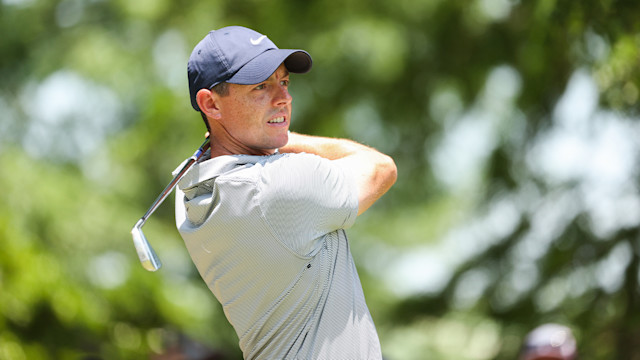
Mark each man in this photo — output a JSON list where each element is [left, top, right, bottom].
[[175, 26, 397, 359]]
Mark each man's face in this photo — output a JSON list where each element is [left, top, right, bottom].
[[216, 64, 292, 155]]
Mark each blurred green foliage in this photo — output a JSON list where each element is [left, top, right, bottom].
[[1, 0, 640, 359]]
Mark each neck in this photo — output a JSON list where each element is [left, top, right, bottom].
[[208, 139, 277, 158]]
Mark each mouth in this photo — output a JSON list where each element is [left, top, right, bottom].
[[267, 116, 286, 124]]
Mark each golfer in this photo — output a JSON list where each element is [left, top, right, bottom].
[[175, 26, 397, 359]]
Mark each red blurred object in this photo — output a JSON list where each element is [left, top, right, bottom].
[[519, 323, 577, 360]]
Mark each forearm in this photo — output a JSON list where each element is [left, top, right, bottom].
[[279, 132, 374, 160]]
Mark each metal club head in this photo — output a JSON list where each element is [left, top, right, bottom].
[[131, 219, 162, 271], [130, 137, 210, 272]]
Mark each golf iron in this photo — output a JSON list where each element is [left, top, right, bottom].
[[131, 137, 210, 271]]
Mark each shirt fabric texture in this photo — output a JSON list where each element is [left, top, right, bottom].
[[174, 152, 382, 360]]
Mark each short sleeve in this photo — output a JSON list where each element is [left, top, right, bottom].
[[257, 153, 359, 256]]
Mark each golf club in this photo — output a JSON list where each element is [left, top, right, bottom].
[[131, 137, 210, 271]]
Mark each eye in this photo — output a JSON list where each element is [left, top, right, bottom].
[[254, 83, 266, 90], [280, 79, 290, 87]]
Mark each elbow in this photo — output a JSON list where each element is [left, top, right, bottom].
[[380, 154, 398, 189]]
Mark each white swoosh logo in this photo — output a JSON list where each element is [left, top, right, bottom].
[[250, 35, 267, 45]]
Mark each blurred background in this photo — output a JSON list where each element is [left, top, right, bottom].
[[1, 0, 639, 359]]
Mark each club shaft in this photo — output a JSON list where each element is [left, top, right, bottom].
[[139, 138, 210, 225], [132, 137, 210, 271]]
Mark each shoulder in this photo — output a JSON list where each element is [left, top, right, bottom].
[[258, 153, 359, 235], [258, 153, 357, 207], [267, 152, 329, 170], [261, 152, 352, 187]]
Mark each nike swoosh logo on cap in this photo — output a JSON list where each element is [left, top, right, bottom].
[[250, 35, 267, 45]]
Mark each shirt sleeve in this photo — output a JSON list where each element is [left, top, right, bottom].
[[257, 153, 359, 256]]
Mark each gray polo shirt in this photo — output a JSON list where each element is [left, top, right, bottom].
[[175, 152, 382, 360]]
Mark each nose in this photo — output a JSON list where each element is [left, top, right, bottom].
[[273, 84, 292, 106]]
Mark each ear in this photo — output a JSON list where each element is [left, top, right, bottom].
[[196, 88, 222, 120]]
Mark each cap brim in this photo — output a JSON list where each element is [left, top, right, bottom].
[[227, 49, 312, 85]]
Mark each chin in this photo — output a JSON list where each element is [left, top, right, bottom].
[[272, 133, 289, 149]]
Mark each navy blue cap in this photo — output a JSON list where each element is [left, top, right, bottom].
[[188, 26, 312, 111]]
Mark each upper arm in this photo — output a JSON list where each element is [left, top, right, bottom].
[[333, 151, 397, 216], [259, 154, 359, 240], [279, 132, 397, 216]]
